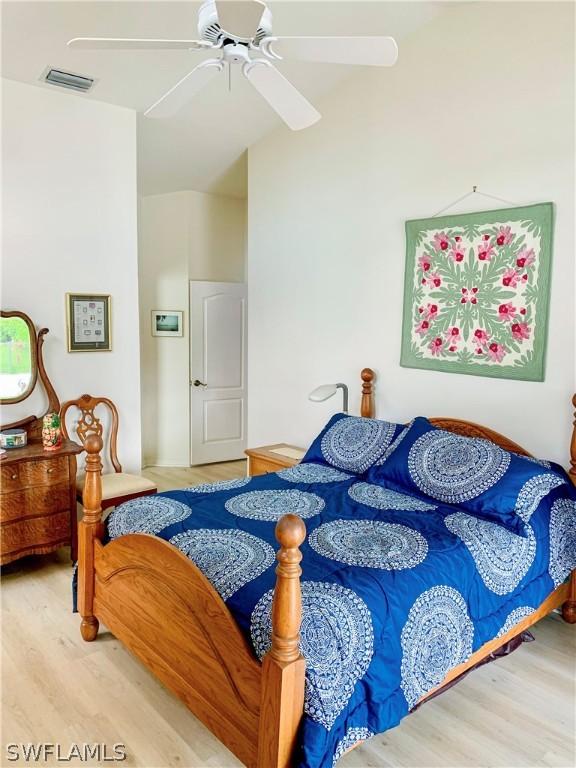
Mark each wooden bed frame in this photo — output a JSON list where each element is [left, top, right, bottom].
[[77, 369, 576, 768]]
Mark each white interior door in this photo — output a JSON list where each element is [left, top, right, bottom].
[[190, 281, 247, 465]]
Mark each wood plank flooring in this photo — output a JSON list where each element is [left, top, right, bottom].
[[2, 461, 575, 767]]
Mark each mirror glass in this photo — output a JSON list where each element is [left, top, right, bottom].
[[0, 316, 34, 401]]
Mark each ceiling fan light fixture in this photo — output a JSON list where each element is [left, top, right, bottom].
[[198, 0, 272, 45]]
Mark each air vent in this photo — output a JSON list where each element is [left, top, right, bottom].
[[43, 67, 95, 92]]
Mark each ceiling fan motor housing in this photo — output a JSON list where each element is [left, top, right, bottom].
[[198, 0, 273, 45]]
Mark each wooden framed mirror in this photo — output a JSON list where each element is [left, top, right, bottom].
[[0, 310, 60, 438], [0, 310, 38, 403]]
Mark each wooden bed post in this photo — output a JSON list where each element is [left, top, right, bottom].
[[257, 514, 307, 768], [568, 393, 576, 484], [360, 368, 375, 418], [561, 393, 576, 624], [78, 433, 103, 642]]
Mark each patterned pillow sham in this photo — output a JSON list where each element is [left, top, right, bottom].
[[302, 413, 404, 474], [366, 417, 570, 536]]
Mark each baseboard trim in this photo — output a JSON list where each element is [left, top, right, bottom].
[[142, 460, 191, 469]]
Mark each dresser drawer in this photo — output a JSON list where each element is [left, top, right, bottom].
[[1, 483, 71, 524], [1, 464, 25, 493], [23, 456, 70, 488], [1, 456, 69, 492], [0, 510, 71, 563]]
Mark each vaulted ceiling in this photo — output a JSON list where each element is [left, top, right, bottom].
[[2, 1, 443, 197]]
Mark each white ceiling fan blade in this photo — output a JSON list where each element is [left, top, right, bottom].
[[215, 1, 265, 39], [263, 36, 398, 67], [243, 60, 320, 131], [68, 37, 212, 51], [145, 60, 224, 119]]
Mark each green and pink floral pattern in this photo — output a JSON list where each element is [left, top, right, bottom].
[[401, 203, 553, 381]]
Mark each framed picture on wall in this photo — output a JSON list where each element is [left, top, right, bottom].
[[151, 310, 184, 337], [400, 202, 554, 381], [66, 293, 111, 352]]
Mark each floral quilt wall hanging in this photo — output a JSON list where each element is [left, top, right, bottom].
[[400, 203, 554, 381]]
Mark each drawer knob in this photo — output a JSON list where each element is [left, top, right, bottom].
[[47, 468, 54, 474], [11, 474, 17, 480]]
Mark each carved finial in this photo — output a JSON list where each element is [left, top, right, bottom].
[[276, 514, 306, 551], [569, 393, 576, 485], [270, 514, 306, 664], [361, 368, 374, 384], [360, 368, 375, 418], [85, 432, 103, 456]]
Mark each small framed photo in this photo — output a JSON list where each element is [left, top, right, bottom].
[[151, 310, 184, 337], [66, 293, 111, 352]]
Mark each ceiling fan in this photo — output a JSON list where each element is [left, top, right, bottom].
[[68, 0, 398, 131]]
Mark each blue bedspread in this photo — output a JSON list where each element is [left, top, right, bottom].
[[105, 463, 576, 768]]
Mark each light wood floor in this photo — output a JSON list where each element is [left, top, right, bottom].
[[2, 462, 575, 768]]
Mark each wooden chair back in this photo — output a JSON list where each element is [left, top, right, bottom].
[[61, 394, 122, 473]]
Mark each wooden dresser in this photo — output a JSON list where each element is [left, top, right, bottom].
[[1, 310, 84, 566], [0, 439, 82, 565]]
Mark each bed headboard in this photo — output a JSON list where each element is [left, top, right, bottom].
[[359, 369, 576, 484]]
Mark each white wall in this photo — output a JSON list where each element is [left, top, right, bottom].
[[1, 78, 142, 471], [189, 193, 247, 282], [139, 190, 246, 466], [247, 1, 575, 465]]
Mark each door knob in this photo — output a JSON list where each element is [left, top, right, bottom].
[[193, 379, 207, 387]]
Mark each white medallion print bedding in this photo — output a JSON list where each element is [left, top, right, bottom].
[[444, 512, 536, 595], [548, 498, 576, 587], [348, 482, 437, 511], [518, 455, 552, 469], [309, 520, 428, 570], [225, 489, 325, 521], [169, 529, 275, 600], [320, 417, 396, 473], [400, 585, 474, 710], [183, 477, 251, 493], [374, 424, 411, 465], [332, 727, 374, 766], [277, 463, 352, 483], [408, 431, 510, 503], [107, 497, 192, 538], [515, 473, 566, 523], [496, 606, 535, 638], [251, 581, 374, 729]]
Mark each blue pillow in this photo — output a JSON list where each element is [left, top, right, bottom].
[[366, 417, 569, 535], [303, 413, 404, 474]]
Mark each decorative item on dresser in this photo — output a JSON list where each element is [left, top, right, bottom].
[[0, 310, 82, 565], [60, 394, 157, 510], [75, 367, 576, 768]]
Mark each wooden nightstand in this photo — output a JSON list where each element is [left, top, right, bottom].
[[245, 444, 306, 477]]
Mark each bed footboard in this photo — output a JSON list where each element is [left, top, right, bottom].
[[77, 434, 306, 768]]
